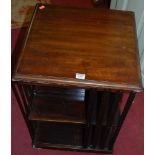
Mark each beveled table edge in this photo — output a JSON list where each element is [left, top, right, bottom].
[[12, 73, 143, 92], [12, 4, 143, 92]]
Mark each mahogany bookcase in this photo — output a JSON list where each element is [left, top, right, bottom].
[[12, 4, 143, 154]]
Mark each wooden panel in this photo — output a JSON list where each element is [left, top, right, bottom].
[[33, 122, 113, 153], [100, 126, 116, 150], [12, 4, 142, 92], [34, 86, 85, 102], [107, 92, 122, 126], [29, 88, 85, 124], [97, 91, 110, 125], [86, 89, 98, 125], [33, 122, 83, 148]]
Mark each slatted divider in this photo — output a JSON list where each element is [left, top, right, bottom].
[[12, 82, 137, 152]]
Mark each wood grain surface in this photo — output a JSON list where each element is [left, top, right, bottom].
[[12, 4, 142, 91], [29, 88, 86, 123]]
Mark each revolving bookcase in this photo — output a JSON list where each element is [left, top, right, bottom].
[[12, 4, 143, 154]]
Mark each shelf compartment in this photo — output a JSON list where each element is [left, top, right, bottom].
[[33, 122, 83, 149], [29, 88, 86, 124], [32, 122, 113, 153], [34, 86, 85, 101]]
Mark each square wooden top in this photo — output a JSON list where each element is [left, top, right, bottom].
[[13, 4, 143, 91]]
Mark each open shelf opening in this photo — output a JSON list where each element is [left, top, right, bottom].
[[19, 84, 123, 152], [33, 121, 84, 149], [29, 86, 86, 124]]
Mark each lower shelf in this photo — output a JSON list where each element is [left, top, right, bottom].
[[32, 121, 113, 153], [33, 122, 83, 148], [33, 143, 113, 154]]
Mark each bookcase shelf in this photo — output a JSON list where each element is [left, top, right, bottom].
[[12, 4, 142, 154], [32, 121, 114, 153], [29, 88, 86, 124], [33, 122, 84, 149], [13, 80, 138, 154]]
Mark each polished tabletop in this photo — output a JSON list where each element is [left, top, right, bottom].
[[13, 4, 142, 91]]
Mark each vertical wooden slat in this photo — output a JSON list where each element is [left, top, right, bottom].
[[109, 92, 136, 149], [23, 84, 34, 107], [83, 124, 94, 148], [24, 85, 31, 99], [92, 91, 110, 148], [87, 125, 94, 148], [100, 126, 110, 149], [99, 91, 110, 125], [99, 91, 122, 150], [108, 92, 123, 126], [87, 89, 98, 124], [17, 84, 30, 114], [12, 82, 34, 139], [92, 125, 102, 148], [83, 90, 89, 148], [83, 89, 98, 148]]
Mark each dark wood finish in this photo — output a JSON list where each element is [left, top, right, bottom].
[[33, 122, 83, 148], [13, 82, 138, 153], [86, 89, 98, 124], [33, 122, 112, 153], [12, 83, 34, 139], [34, 86, 85, 102], [101, 127, 116, 149], [17, 84, 30, 114], [84, 89, 98, 148], [12, 4, 142, 92], [98, 91, 110, 125], [92, 125, 102, 148], [107, 92, 123, 126], [12, 4, 143, 154], [109, 92, 136, 149], [29, 89, 86, 124], [92, 0, 111, 8], [83, 124, 94, 148]]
